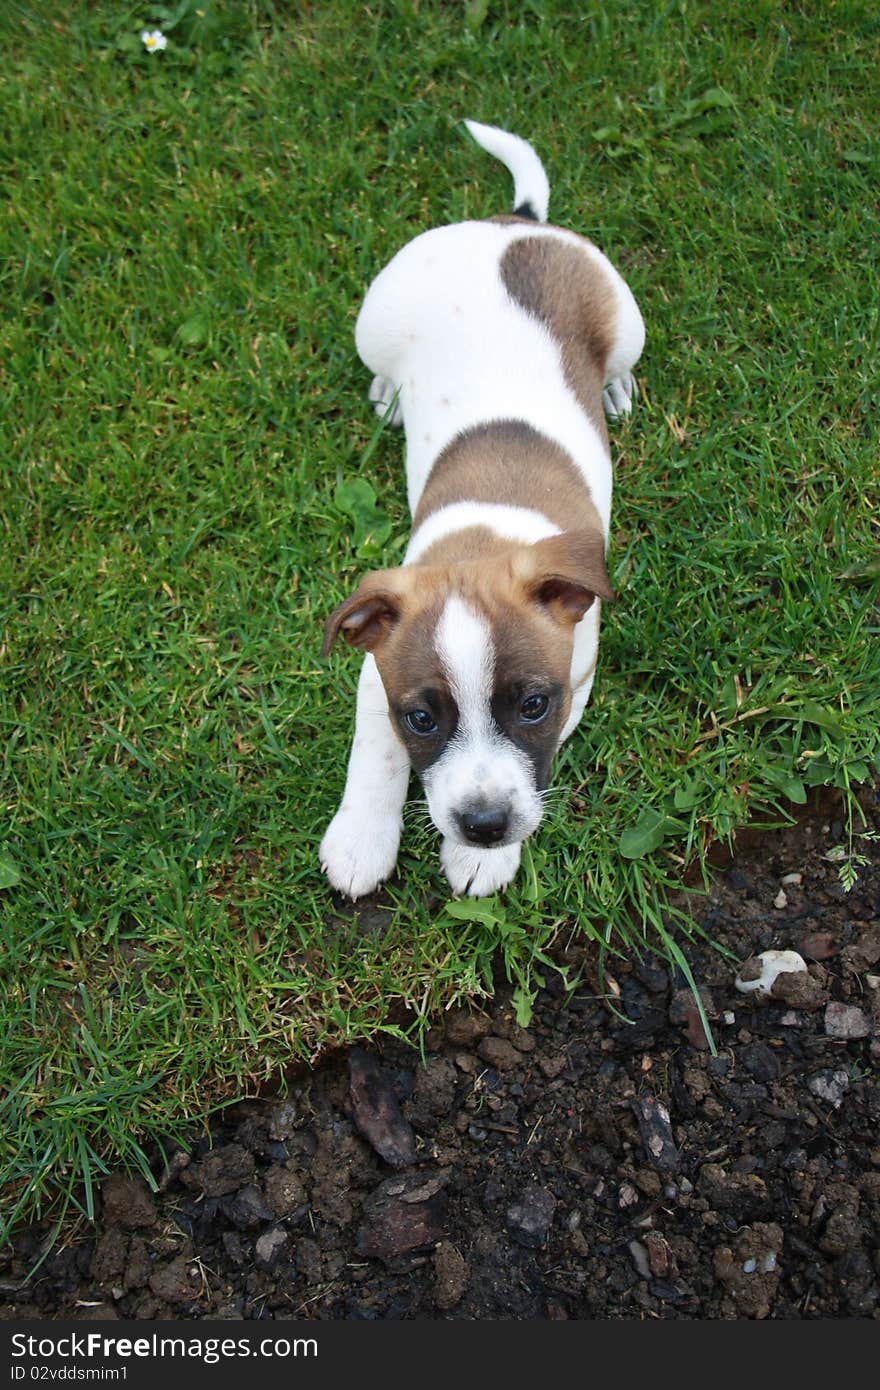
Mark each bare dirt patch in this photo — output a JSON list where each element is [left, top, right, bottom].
[[2, 790, 878, 1321]]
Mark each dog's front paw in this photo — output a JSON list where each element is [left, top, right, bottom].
[[441, 840, 522, 898], [320, 806, 402, 899], [602, 373, 639, 420], [368, 375, 404, 426]]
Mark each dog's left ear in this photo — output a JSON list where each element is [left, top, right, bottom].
[[322, 571, 405, 657], [516, 530, 615, 626]]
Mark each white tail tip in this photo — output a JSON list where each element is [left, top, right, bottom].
[[464, 118, 550, 222]]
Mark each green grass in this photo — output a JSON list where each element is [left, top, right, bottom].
[[1, 0, 878, 1242]]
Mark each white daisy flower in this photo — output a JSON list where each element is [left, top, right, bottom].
[[140, 29, 168, 53]]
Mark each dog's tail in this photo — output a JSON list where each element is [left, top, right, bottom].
[[464, 119, 550, 223]]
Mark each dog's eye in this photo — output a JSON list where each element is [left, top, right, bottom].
[[520, 693, 550, 723], [404, 708, 438, 736]]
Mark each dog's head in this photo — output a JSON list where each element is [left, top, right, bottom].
[[323, 532, 612, 851]]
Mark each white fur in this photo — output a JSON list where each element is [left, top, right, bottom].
[[441, 840, 522, 897], [463, 119, 550, 222], [423, 596, 542, 848], [406, 501, 559, 563]]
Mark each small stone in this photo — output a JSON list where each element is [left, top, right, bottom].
[[453, 1051, 479, 1073], [254, 1227, 288, 1270], [781, 873, 803, 887], [628, 1240, 652, 1280], [356, 1171, 449, 1264], [631, 1096, 681, 1172], [506, 1185, 557, 1248], [644, 1231, 675, 1280], [223, 1184, 274, 1230], [618, 1183, 640, 1210], [824, 1001, 871, 1040], [348, 1048, 417, 1168], [807, 1068, 850, 1108], [773, 890, 788, 910]]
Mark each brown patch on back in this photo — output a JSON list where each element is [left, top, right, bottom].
[[500, 236, 616, 444], [412, 420, 603, 550]]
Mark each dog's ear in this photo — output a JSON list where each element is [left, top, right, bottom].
[[515, 530, 614, 626], [322, 571, 405, 656]]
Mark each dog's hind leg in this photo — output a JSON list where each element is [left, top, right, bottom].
[[367, 374, 404, 425], [602, 269, 645, 420]]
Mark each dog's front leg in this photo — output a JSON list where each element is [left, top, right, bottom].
[[319, 655, 409, 899]]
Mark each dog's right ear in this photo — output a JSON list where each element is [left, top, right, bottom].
[[322, 572, 404, 657]]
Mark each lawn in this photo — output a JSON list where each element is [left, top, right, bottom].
[[1, 0, 878, 1242]]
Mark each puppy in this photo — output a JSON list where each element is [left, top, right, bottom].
[[320, 119, 644, 899]]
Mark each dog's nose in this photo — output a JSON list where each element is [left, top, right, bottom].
[[457, 805, 510, 846]]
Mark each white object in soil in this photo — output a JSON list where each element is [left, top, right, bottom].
[[734, 948, 808, 997]]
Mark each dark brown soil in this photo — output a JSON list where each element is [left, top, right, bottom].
[[2, 790, 878, 1321]]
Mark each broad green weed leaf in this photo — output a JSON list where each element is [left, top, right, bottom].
[[619, 808, 668, 860]]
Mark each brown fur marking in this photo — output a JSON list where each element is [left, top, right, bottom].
[[412, 420, 604, 546], [500, 236, 616, 444]]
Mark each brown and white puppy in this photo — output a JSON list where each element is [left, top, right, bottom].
[[320, 120, 644, 898]]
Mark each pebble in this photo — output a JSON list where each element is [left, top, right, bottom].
[[781, 872, 803, 887], [628, 1240, 652, 1280], [631, 1096, 681, 1172], [348, 1048, 417, 1168], [824, 1001, 871, 1040], [355, 1171, 449, 1264], [222, 1184, 273, 1230], [807, 1068, 850, 1108], [644, 1231, 675, 1280], [506, 1184, 557, 1248], [267, 1102, 298, 1142], [773, 890, 788, 910], [254, 1227, 288, 1270], [735, 949, 807, 997]]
